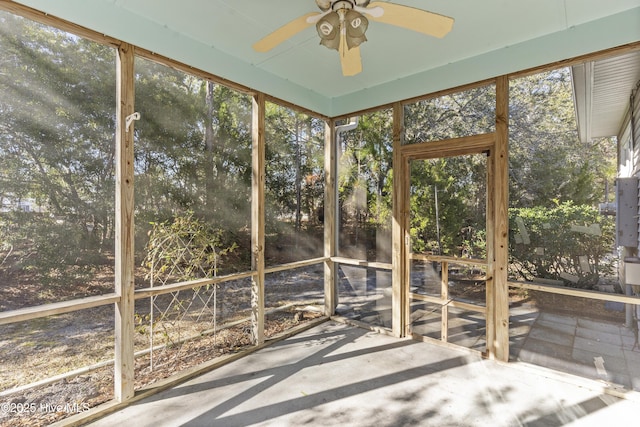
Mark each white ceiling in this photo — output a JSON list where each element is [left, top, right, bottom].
[[11, 0, 640, 117]]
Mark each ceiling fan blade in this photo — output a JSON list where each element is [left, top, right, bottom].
[[340, 36, 362, 76], [253, 12, 321, 52], [368, 2, 454, 38]]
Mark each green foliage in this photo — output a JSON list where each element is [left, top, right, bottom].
[[0, 9, 620, 293], [404, 85, 496, 143], [509, 202, 615, 288], [0, 13, 116, 232], [409, 156, 486, 257], [143, 212, 237, 284], [264, 102, 325, 231], [338, 110, 393, 229], [509, 69, 616, 208], [134, 60, 253, 235], [0, 212, 104, 285]]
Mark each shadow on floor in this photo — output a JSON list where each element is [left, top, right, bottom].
[[88, 321, 640, 427]]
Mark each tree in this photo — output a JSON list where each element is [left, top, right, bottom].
[[404, 85, 496, 144], [265, 103, 324, 229], [0, 13, 257, 283], [132, 57, 254, 263], [0, 13, 117, 277], [262, 103, 325, 263], [339, 110, 394, 229], [509, 69, 616, 208], [409, 155, 486, 256]]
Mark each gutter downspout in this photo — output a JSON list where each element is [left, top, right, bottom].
[[629, 82, 640, 328]]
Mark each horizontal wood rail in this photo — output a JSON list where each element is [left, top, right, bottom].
[[410, 292, 487, 314], [410, 253, 488, 267], [401, 133, 495, 160], [135, 258, 329, 299], [331, 256, 392, 270], [134, 271, 256, 299], [0, 293, 120, 325], [264, 257, 328, 274], [508, 281, 640, 305], [410, 332, 486, 358], [0, 358, 115, 398], [0, 258, 331, 326]]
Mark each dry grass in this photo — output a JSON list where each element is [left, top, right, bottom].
[[0, 308, 323, 427]]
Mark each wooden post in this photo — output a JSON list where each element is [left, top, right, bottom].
[[114, 42, 135, 402], [486, 143, 496, 357], [492, 76, 510, 361], [251, 93, 266, 345], [441, 261, 449, 342], [324, 120, 337, 315], [392, 102, 407, 337]]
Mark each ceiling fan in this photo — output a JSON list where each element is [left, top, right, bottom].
[[253, 1, 454, 76]]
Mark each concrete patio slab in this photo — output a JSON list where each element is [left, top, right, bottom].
[[88, 321, 640, 427], [573, 336, 624, 358], [537, 312, 578, 326], [576, 326, 623, 346], [622, 332, 638, 350], [578, 318, 624, 334], [536, 319, 577, 335]]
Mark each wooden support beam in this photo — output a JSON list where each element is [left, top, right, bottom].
[[492, 75, 510, 362], [486, 134, 496, 357], [134, 272, 256, 299], [114, 42, 135, 402], [401, 133, 495, 160], [392, 102, 408, 337], [265, 257, 329, 275], [324, 120, 337, 316], [441, 261, 449, 342], [251, 93, 266, 345]]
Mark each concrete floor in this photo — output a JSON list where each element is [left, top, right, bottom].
[[510, 306, 640, 391], [88, 320, 640, 427], [407, 303, 640, 391]]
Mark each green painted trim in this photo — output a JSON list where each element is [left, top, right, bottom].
[[331, 7, 640, 116], [10, 1, 640, 117]]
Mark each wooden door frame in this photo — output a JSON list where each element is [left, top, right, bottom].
[[392, 78, 509, 361], [392, 131, 509, 361]]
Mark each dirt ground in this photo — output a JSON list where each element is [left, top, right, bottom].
[[0, 307, 323, 427], [0, 261, 325, 427]]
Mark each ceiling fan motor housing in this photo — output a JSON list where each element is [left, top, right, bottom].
[[315, 0, 370, 12]]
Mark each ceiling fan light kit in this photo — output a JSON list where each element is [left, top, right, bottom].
[[317, 8, 368, 51], [253, 1, 454, 76]]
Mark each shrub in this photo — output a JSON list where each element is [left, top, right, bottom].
[[0, 211, 105, 286], [509, 201, 615, 289], [142, 212, 237, 284]]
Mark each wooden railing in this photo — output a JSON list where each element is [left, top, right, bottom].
[[0, 257, 330, 397], [508, 280, 640, 305], [408, 254, 488, 344], [409, 256, 488, 308]]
